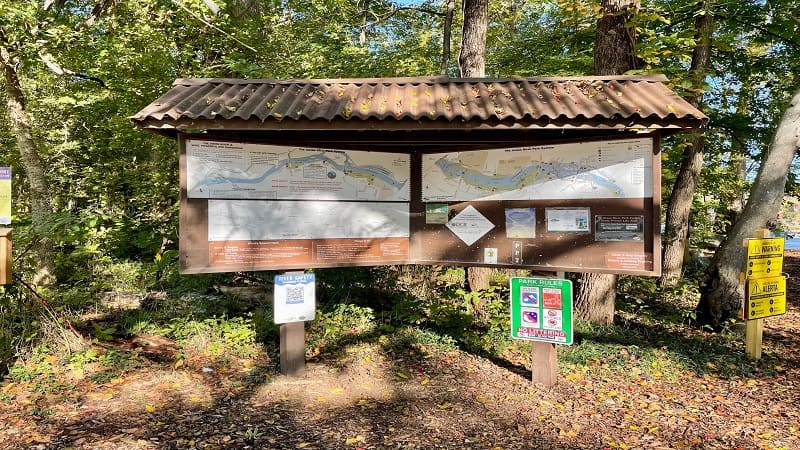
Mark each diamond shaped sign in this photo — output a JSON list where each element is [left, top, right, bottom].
[[446, 205, 495, 246]]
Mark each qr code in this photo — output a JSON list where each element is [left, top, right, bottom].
[[286, 286, 305, 304]]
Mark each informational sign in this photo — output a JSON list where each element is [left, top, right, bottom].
[[510, 277, 573, 345], [745, 275, 787, 319], [178, 136, 660, 275], [0, 167, 10, 225], [505, 208, 536, 238], [546, 208, 590, 232], [274, 273, 316, 324], [746, 237, 784, 278], [595, 215, 644, 241], [445, 205, 495, 246]]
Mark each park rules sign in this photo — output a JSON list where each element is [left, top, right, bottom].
[[510, 277, 574, 345]]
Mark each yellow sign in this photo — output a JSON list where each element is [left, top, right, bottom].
[[746, 237, 784, 277], [745, 275, 787, 319]]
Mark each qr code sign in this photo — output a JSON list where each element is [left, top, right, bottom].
[[286, 286, 305, 304]]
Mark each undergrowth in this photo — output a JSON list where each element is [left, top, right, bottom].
[[0, 260, 768, 387]]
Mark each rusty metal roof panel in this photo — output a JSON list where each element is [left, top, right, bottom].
[[132, 76, 707, 131]]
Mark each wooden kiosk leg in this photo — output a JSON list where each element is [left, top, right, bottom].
[[280, 321, 306, 376]]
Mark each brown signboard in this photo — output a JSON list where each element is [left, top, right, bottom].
[[178, 135, 660, 276]]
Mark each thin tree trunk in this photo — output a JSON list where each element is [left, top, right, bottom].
[[0, 43, 56, 285], [459, 0, 487, 77], [659, 0, 714, 286], [440, 0, 455, 76], [697, 87, 800, 329]]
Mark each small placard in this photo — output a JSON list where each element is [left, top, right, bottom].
[[595, 215, 644, 241], [425, 203, 449, 224], [545, 208, 590, 232], [274, 273, 316, 324]]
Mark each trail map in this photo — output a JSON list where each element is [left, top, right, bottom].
[[422, 138, 652, 202], [187, 140, 410, 201]]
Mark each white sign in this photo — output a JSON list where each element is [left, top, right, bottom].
[[274, 273, 316, 324], [208, 200, 409, 241], [546, 208, 590, 232], [446, 205, 495, 246]]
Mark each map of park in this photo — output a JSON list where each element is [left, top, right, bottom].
[[422, 138, 653, 202], [186, 140, 410, 202]]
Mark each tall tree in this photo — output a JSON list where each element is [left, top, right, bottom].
[[0, 28, 56, 285], [458, 0, 497, 292], [697, 87, 800, 328], [659, 0, 714, 287], [573, 0, 638, 325], [459, 0, 488, 77]]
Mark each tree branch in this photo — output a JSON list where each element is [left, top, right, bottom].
[[171, 0, 258, 53]]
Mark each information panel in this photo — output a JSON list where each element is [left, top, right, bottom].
[[178, 136, 660, 275]]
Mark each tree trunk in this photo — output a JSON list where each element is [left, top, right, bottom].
[[440, 0, 455, 76], [697, 87, 800, 329], [0, 43, 57, 285], [593, 0, 638, 75], [459, 0, 497, 291], [570, 0, 638, 325], [659, 0, 714, 287], [574, 272, 617, 325], [458, 0, 487, 77]]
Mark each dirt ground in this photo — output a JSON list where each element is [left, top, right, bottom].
[[2, 256, 800, 450]]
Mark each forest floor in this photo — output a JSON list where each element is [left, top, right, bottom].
[[1, 255, 800, 450]]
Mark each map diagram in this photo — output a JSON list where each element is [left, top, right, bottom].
[[187, 140, 410, 201], [422, 138, 652, 202], [208, 200, 409, 242]]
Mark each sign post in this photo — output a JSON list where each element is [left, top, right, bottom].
[[741, 229, 786, 360], [510, 276, 573, 386], [274, 272, 316, 376]]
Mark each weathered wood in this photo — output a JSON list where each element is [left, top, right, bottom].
[[0, 228, 11, 285], [531, 341, 557, 387], [280, 321, 306, 377]]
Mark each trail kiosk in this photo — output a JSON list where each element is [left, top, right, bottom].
[[133, 75, 706, 381]]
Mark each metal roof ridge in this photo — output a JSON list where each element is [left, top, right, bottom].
[[171, 74, 669, 86]]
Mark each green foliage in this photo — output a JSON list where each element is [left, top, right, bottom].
[[164, 315, 258, 359]]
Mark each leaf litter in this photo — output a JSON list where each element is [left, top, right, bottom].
[[2, 257, 800, 449]]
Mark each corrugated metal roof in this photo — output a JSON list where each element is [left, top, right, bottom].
[[132, 75, 706, 133]]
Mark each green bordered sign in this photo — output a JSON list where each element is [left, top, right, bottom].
[[510, 277, 573, 345]]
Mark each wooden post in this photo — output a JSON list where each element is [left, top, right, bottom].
[[530, 271, 565, 386], [531, 341, 558, 386], [280, 321, 306, 376], [0, 228, 11, 285], [745, 318, 763, 360], [279, 270, 307, 376]]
